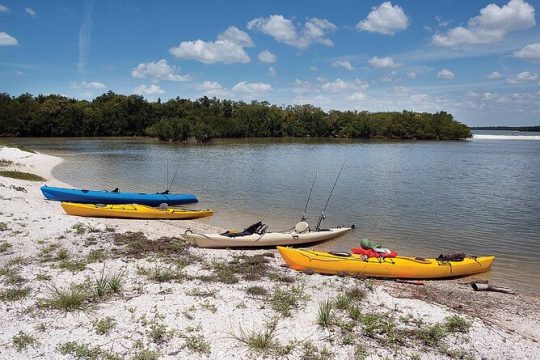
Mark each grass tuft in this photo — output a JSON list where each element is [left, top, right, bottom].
[[271, 285, 308, 317], [0, 170, 44, 181], [93, 317, 117, 335], [0, 287, 31, 301], [183, 334, 211, 355], [12, 331, 37, 352], [317, 300, 335, 328]]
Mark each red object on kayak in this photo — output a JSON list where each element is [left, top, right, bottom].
[[351, 247, 398, 258]]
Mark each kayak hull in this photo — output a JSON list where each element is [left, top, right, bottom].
[[41, 186, 198, 206], [183, 228, 351, 248], [277, 247, 495, 279], [61, 202, 213, 220]]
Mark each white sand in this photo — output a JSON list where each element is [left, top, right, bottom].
[[1, 145, 539, 359]]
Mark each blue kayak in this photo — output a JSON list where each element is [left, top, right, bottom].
[[41, 185, 198, 206]]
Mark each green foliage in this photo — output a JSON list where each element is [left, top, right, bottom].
[[0, 287, 31, 301], [0, 92, 471, 140], [12, 331, 37, 352], [271, 285, 308, 317], [93, 317, 117, 335], [0, 170, 45, 181], [57, 341, 121, 360]]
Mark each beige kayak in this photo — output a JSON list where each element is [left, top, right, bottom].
[[182, 222, 351, 248]]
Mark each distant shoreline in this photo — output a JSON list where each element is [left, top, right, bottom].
[[471, 126, 540, 132]]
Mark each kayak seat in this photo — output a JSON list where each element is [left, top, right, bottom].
[[221, 221, 265, 238]]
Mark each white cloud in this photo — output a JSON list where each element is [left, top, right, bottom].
[[407, 71, 417, 79], [357, 2, 409, 35], [169, 26, 252, 64], [268, 66, 277, 77], [348, 92, 366, 101], [247, 15, 336, 49], [513, 43, 540, 63], [332, 60, 354, 70], [320, 78, 368, 93], [309, 66, 318, 72], [133, 84, 164, 95], [25, 7, 36, 17], [70, 81, 106, 89], [0, 31, 17, 46], [507, 71, 538, 83], [217, 26, 254, 47], [0, 4, 9, 13], [232, 81, 272, 93], [432, 0, 536, 47], [131, 59, 190, 82], [437, 69, 455, 79], [486, 71, 502, 79], [196, 81, 228, 96], [368, 56, 399, 69], [257, 50, 276, 63]]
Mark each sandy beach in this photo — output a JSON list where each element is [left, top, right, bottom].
[[1, 145, 539, 359]]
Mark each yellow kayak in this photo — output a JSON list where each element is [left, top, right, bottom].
[[277, 246, 495, 279], [61, 202, 213, 220]]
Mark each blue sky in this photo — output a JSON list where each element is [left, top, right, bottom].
[[1, 0, 539, 126]]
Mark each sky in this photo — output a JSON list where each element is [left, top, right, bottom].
[[1, 0, 539, 126]]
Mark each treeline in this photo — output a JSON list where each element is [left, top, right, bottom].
[[471, 126, 540, 132], [0, 92, 471, 141]]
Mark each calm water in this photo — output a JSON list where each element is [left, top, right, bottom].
[[9, 136, 540, 294]]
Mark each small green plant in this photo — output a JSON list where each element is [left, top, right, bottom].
[[417, 323, 447, 347], [186, 288, 216, 298], [183, 334, 211, 354], [0, 170, 45, 181], [0, 242, 12, 252], [148, 321, 172, 344], [43, 283, 89, 311], [35, 323, 47, 332], [87, 249, 107, 263], [59, 260, 87, 272], [12, 331, 37, 352], [300, 341, 333, 360], [35, 273, 52, 281], [93, 317, 117, 335], [317, 300, 335, 328], [443, 315, 471, 333], [233, 317, 284, 356], [246, 285, 268, 296], [271, 285, 308, 317], [0, 287, 31, 301], [57, 341, 120, 359], [72, 223, 87, 235], [0, 222, 8, 231]]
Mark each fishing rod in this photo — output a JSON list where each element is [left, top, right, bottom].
[[301, 172, 318, 222], [316, 163, 345, 230], [167, 167, 180, 193]]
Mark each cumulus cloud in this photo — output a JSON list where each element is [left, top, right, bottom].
[[133, 84, 164, 95], [357, 2, 409, 35], [216, 26, 254, 48], [486, 71, 502, 79], [131, 59, 190, 82], [169, 26, 252, 64], [0, 31, 17, 46], [513, 43, 540, 63], [247, 15, 336, 49], [432, 0, 536, 47], [25, 8, 36, 17], [507, 71, 538, 83], [437, 69, 455, 79], [231, 81, 272, 93], [348, 92, 366, 101], [258, 50, 276, 63], [0, 4, 9, 13], [332, 60, 354, 70], [268, 66, 277, 76], [368, 56, 399, 69], [70, 81, 106, 89], [197, 81, 228, 96], [321, 78, 368, 93]]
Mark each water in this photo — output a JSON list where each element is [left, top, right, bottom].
[[8, 135, 540, 294]]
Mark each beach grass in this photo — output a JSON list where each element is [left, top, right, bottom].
[[0, 170, 45, 181]]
